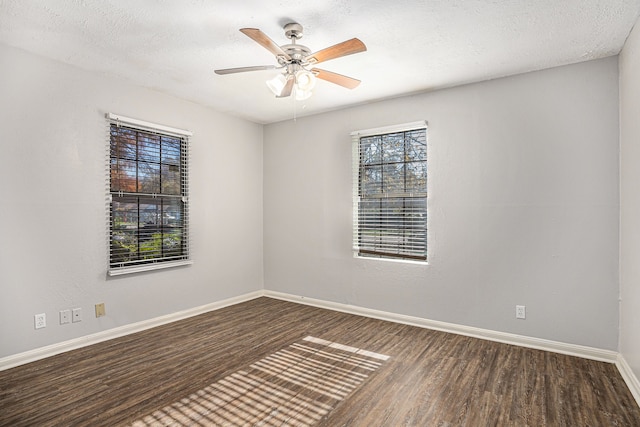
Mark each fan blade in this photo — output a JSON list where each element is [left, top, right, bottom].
[[277, 77, 295, 98], [214, 65, 276, 75], [306, 38, 366, 64], [240, 28, 292, 61], [312, 68, 361, 89]]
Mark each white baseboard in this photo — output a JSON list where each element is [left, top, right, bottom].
[[616, 354, 640, 407], [0, 291, 263, 372], [263, 290, 619, 363]]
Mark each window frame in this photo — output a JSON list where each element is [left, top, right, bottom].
[[106, 113, 192, 276], [352, 121, 428, 263]]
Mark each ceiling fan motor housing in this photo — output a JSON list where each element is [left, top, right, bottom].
[[280, 44, 310, 62]]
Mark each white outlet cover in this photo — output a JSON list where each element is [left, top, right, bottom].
[[34, 313, 46, 329], [60, 309, 71, 324], [72, 308, 82, 323], [516, 305, 526, 319]]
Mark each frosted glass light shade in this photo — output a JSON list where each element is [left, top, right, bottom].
[[295, 87, 313, 101], [294, 70, 316, 100], [295, 70, 316, 91], [266, 74, 287, 96]]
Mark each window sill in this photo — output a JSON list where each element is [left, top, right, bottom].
[[354, 254, 428, 266], [108, 260, 193, 277]]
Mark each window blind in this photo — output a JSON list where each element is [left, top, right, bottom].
[[106, 113, 192, 275], [352, 122, 427, 261]]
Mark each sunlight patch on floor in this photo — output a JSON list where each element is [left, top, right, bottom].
[[129, 336, 389, 426]]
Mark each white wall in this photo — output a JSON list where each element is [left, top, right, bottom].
[[620, 17, 640, 382], [0, 40, 624, 360], [264, 57, 620, 350], [0, 44, 264, 358]]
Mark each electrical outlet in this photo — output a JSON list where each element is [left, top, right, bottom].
[[72, 308, 82, 323], [34, 313, 46, 329], [95, 303, 106, 318], [516, 305, 526, 319], [60, 309, 71, 325]]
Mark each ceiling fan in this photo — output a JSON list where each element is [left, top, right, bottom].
[[214, 23, 366, 100]]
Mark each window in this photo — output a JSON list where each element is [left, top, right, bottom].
[[352, 122, 427, 261], [107, 113, 191, 275]]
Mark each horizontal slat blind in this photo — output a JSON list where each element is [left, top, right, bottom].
[[352, 123, 427, 261], [107, 114, 191, 275]]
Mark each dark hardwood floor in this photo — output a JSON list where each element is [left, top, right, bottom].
[[1, 297, 639, 426]]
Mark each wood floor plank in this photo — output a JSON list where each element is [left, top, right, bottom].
[[1, 297, 639, 426]]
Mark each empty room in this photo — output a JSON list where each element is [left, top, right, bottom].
[[1, 1, 640, 425]]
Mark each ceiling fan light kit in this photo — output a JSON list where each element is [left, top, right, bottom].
[[215, 22, 366, 99], [266, 69, 316, 100]]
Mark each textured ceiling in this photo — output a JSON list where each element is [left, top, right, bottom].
[[1, 0, 639, 124]]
